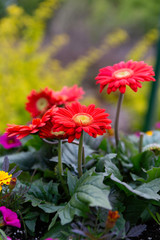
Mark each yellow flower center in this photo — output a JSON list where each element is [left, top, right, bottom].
[[7, 139, 14, 144], [113, 68, 133, 79], [51, 130, 65, 136], [72, 113, 93, 126], [0, 171, 12, 188], [36, 98, 48, 111], [56, 95, 68, 102]]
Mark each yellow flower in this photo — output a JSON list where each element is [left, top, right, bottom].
[[146, 130, 153, 136], [0, 171, 12, 190]]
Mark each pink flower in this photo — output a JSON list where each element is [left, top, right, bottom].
[[0, 133, 21, 149], [155, 122, 160, 129], [0, 206, 21, 228], [7, 237, 12, 240]]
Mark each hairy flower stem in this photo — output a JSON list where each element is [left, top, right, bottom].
[[58, 140, 68, 195], [115, 93, 124, 149], [58, 140, 63, 176], [78, 131, 84, 178]]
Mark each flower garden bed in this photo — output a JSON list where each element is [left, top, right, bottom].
[[0, 60, 160, 240]]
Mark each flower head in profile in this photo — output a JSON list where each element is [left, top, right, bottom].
[[39, 106, 67, 139], [26, 87, 54, 117], [95, 60, 155, 94], [39, 121, 67, 139], [0, 171, 12, 191], [52, 85, 85, 106], [52, 102, 112, 143], [6, 118, 45, 139], [0, 133, 21, 149], [0, 206, 21, 228]]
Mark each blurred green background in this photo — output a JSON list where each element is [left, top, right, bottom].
[[0, 0, 159, 132]]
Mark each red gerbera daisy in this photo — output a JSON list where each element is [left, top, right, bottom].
[[52, 85, 85, 106], [6, 118, 45, 139], [41, 105, 58, 123], [95, 60, 155, 94], [26, 87, 54, 118], [52, 102, 112, 143], [39, 106, 67, 139], [39, 121, 67, 139]]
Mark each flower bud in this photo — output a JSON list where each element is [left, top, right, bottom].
[[106, 210, 120, 230], [9, 178, 17, 190]]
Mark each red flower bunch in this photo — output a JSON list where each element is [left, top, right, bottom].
[[95, 60, 155, 94], [26, 85, 85, 118], [52, 102, 112, 143]]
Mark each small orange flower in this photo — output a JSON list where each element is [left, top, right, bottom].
[[9, 178, 17, 190], [106, 210, 120, 230]]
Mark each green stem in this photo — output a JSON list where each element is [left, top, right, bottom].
[[58, 140, 63, 176], [139, 132, 144, 153], [114, 93, 124, 149], [58, 140, 68, 195], [78, 131, 84, 178]]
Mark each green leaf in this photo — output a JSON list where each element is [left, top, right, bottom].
[[48, 213, 58, 230], [41, 223, 70, 240], [39, 203, 63, 213], [124, 197, 148, 224], [145, 167, 160, 182], [83, 132, 103, 149], [121, 135, 139, 156], [96, 153, 116, 172], [0, 142, 54, 171], [23, 211, 39, 220], [25, 219, 36, 232], [0, 229, 8, 240], [131, 151, 155, 174], [40, 212, 49, 223], [24, 135, 43, 150], [67, 170, 78, 196], [103, 154, 123, 180], [130, 173, 145, 182], [58, 169, 111, 225], [0, 151, 36, 171], [25, 179, 60, 211], [110, 174, 160, 201]]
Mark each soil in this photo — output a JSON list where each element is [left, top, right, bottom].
[[8, 219, 160, 240], [131, 220, 160, 240], [9, 221, 48, 240]]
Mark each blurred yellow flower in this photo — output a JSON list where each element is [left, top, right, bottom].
[[0, 171, 12, 191], [146, 130, 153, 136]]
